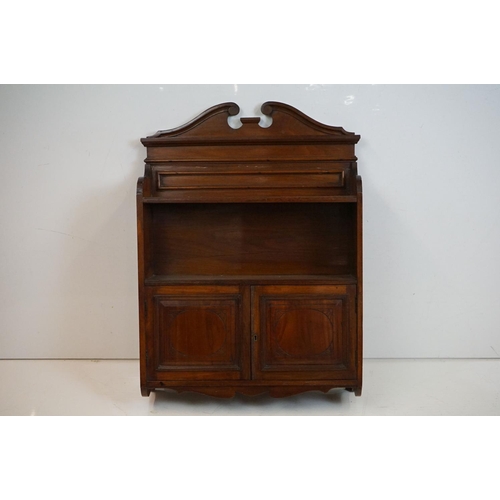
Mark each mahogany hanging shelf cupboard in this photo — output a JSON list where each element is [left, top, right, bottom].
[[137, 102, 363, 398]]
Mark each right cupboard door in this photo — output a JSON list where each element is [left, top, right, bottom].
[[252, 285, 357, 381]]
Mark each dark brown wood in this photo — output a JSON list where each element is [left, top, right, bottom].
[[155, 295, 240, 374], [251, 285, 356, 381], [150, 161, 352, 201], [137, 102, 362, 398], [137, 177, 149, 397], [145, 275, 357, 286], [148, 203, 356, 278], [144, 285, 250, 382], [355, 175, 363, 396]]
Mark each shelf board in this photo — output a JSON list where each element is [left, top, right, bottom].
[[145, 274, 357, 286], [143, 195, 358, 203]]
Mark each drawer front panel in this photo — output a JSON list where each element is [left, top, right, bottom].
[[157, 171, 344, 190], [151, 162, 351, 200]]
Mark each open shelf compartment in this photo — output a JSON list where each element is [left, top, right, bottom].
[[143, 202, 357, 281]]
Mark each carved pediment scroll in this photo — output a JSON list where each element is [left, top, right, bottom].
[[141, 101, 360, 146]]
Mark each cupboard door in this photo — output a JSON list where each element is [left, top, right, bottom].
[[147, 286, 250, 381], [252, 285, 356, 380]]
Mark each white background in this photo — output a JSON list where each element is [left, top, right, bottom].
[[1, 84, 499, 359]]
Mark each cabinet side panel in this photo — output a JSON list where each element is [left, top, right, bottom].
[[137, 178, 148, 395], [356, 175, 363, 394]]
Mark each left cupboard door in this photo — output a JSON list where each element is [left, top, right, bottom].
[[144, 286, 251, 382]]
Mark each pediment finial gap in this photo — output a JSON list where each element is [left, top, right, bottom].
[[240, 117, 260, 124]]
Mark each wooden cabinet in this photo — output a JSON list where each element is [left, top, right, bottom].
[[137, 102, 362, 398]]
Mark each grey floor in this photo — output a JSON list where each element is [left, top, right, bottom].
[[1, 359, 499, 415]]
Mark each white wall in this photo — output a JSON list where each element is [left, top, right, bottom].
[[1, 84, 499, 359]]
